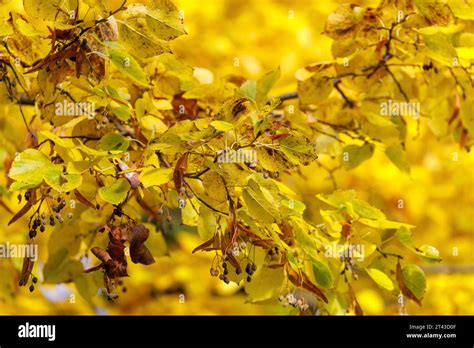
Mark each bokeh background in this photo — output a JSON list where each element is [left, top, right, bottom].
[[0, 0, 473, 315]]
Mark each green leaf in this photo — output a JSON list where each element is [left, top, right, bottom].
[[110, 105, 131, 121], [418, 245, 442, 264], [146, 0, 186, 41], [423, 32, 457, 66], [9, 181, 39, 191], [238, 80, 257, 102], [291, 216, 320, 252], [118, 4, 171, 59], [98, 178, 131, 205], [448, 0, 474, 20], [67, 160, 93, 174], [359, 218, 414, 229], [324, 3, 364, 39], [312, 260, 333, 289], [402, 264, 426, 301], [281, 199, 306, 215], [245, 266, 285, 302], [396, 226, 417, 250], [99, 133, 129, 152], [44, 172, 83, 193], [197, 206, 217, 240], [8, 149, 52, 186], [108, 48, 149, 87], [349, 199, 386, 220], [317, 190, 357, 208], [43, 249, 83, 284], [279, 133, 318, 164], [341, 143, 374, 169], [365, 268, 395, 291], [317, 190, 387, 221], [75, 271, 102, 305], [297, 70, 332, 105], [139, 167, 173, 188], [256, 68, 280, 105], [242, 178, 280, 224], [385, 145, 410, 173], [23, 0, 78, 22], [210, 120, 234, 132], [396, 226, 441, 263]]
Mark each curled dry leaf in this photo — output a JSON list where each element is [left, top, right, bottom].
[[125, 223, 155, 265], [74, 189, 96, 210], [192, 235, 216, 254], [173, 152, 189, 192], [8, 189, 35, 226], [18, 238, 35, 286], [285, 263, 328, 303]]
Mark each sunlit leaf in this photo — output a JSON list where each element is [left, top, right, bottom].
[[98, 178, 130, 205], [365, 268, 395, 291]]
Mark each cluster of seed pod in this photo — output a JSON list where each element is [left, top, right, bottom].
[[340, 252, 358, 280], [261, 170, 279, 179], [28, 276, 38, 293], [210, 259, 234, 284], [28, 195, 74, 238], [244, 262, 257, 282], [267, 246, 280, 261], [209, 253, 257, 284], [51, 196, 69, 223], [17, 191, 30, 203], [155, 205, 172, 222], [279, 292, 309, 311], [230, 241, 247, 257], [29, 215, 45, 238]]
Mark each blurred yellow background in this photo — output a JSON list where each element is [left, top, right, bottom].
[[0, 0, 473, 315]]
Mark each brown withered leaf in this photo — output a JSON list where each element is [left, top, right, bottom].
[[267, 263, 286, 269], [237, 223, 272, 247], [224, 199, 238, 253], [286, 263, 328, 303], [8, 189, 36, 226], [91, 247, 112, 264], [125, 223, 155, 265], [172, 94, 197, 120], [173, 152, 189, 192], [18, 238, 35, 286], [192, 235, 216, 254], [74, 189, 96, 209], [87, 226, 129, 279], [8, 201, 33, 226], [130, 244, 155, 265], [125, 223, 149, 245], [95, 172, 104, 187], [448, 93, 461, 125], [348, 282, 363, 316]]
